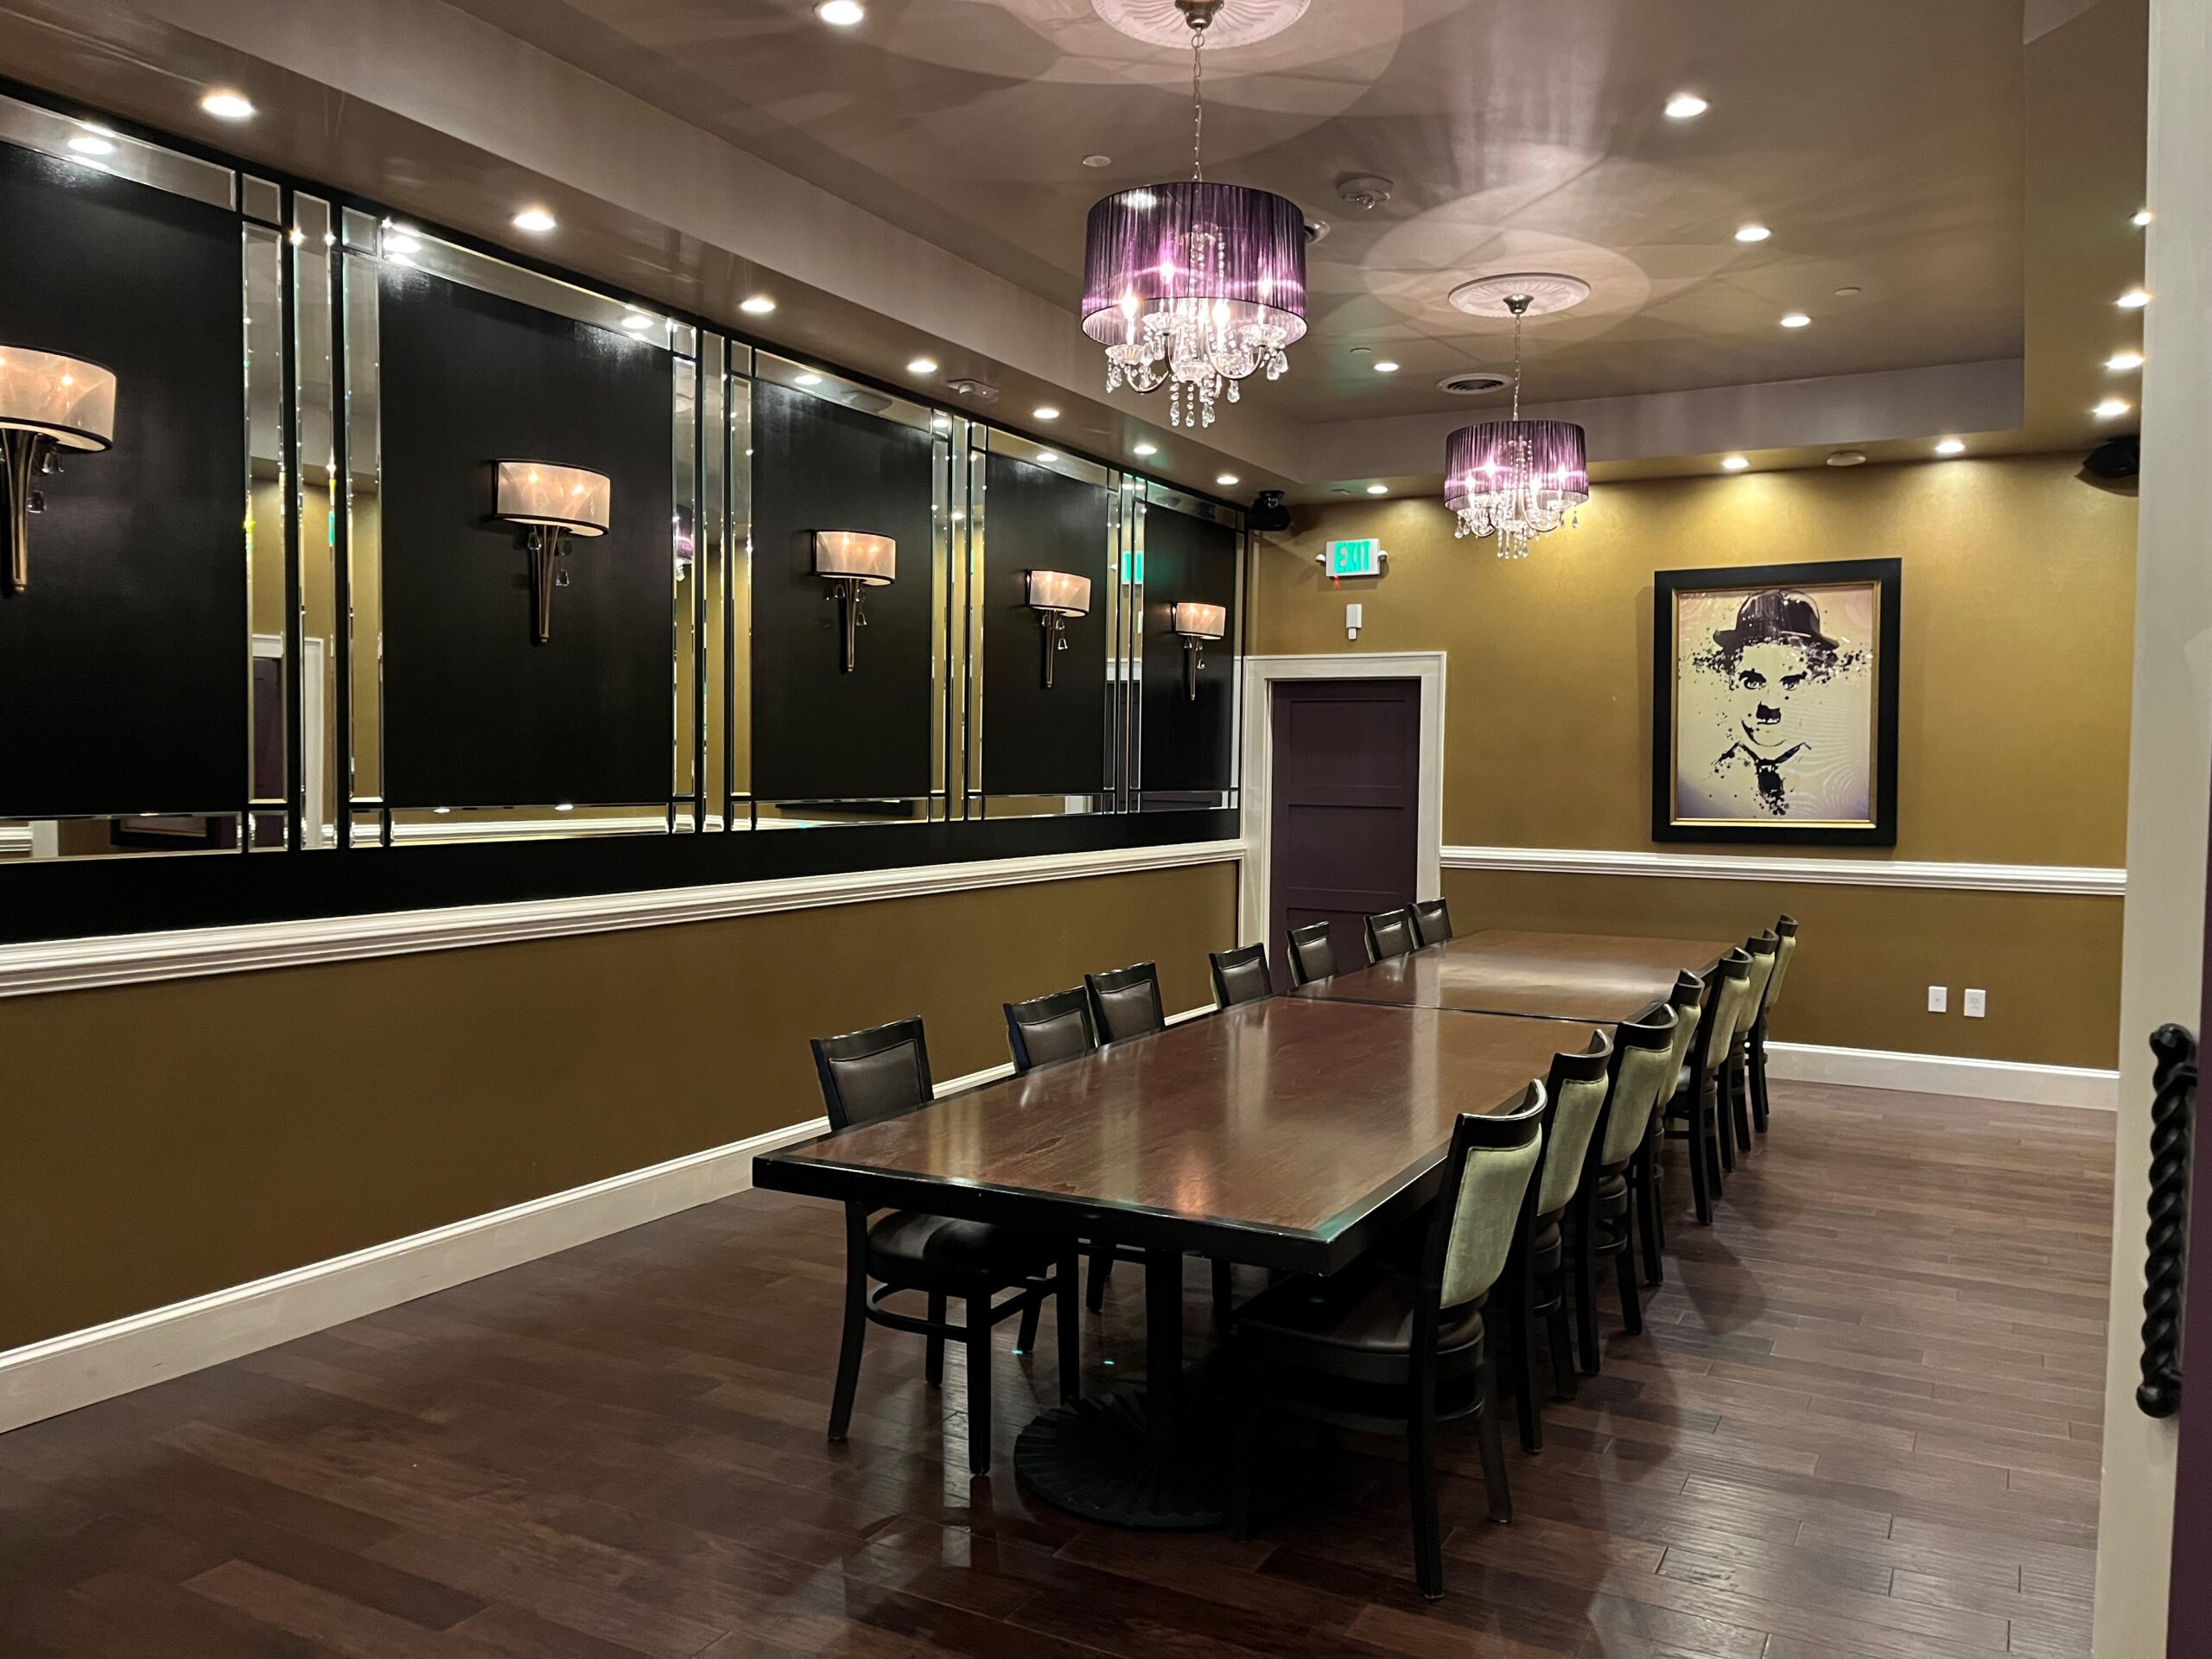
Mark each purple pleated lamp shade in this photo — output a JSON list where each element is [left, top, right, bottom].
[[1444, 420, 1591, 509], [1081, 181, 1309, 346]]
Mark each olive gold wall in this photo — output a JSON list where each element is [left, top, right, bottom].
[[1251, 455, 2135, 1068], [0, 858, 1237, 1351]]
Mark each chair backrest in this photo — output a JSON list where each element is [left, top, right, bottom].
[[1663, 970, 1706, 1090], [1411, 897, 1454, 946], [1734, 931, 1780, 1043], [1287, 920, 1337, 987], [1764, 915, 1801, 1014], [1692, 950, 1754, 1085], [1210, 944, 1272, 1009], [1426, 1081, 1552, 1313], [1365, 907, 1419, 963], [1085, 961, 1166, 1044], [812, 1017, 933, 1132], [1598, 1007, 1679, 1169], [1004, 987, 1097, 1074], [1534, 1032, 1615, 1218]]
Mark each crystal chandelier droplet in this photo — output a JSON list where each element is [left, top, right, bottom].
[[1443, 296, 1589, 557]]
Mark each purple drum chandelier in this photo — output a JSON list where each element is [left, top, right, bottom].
[[1080, 1, 1307, 428], [1446, 293, 1590, 559]]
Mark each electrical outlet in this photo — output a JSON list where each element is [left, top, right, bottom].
[[1963, 988, 1986, 1019], [1928, 986, 1948, 1014]]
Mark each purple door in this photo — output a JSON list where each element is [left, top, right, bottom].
[[1267, 677, 1421, 988]]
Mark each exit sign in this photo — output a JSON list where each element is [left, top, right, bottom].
[[1323, 537, 1388, 579]]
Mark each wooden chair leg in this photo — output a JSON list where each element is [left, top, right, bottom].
[[1014, 1292, 1042, 1357], [1730, 1054, 1755, 1154], [1751, 1021, 1773, 1133], [1085, 1246, 1113, 1313], [1636, 1140, 1666, 1286], [925, 1293, 946, 1387], [1408, 1359, 1444, 1599], [965, 1294, 993, 1477], [1571, 1206, 1600, 1376], [1229, 1346, 1257, 1540], [1476, 1344, 1513, 1524], [1649, 1119, 1669, 1252], [1545, 1281, 1577, 1402], [1055, 1250, 1081, 1405], [1211, 1258, 1234, 1334], [1509, 1266, 1542, 1452], [1717, 1068, 1739, 1173], [1706, 1087, 1728, 1198], [1614, 1207, 1645, 1336], [1687, 1101, 1714, 1225], [829, 1211, 870, 1441]]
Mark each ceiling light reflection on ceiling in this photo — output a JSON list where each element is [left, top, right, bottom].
[[816, 0, 866, 23], [2117, 288, 2151, 309], [1663, 92, 1708, 119], [1935, 438, 1967, 456], [1036, 450, 1058, 462], [1721, 454, 1750, 472], [2107, 350, 2145, 372], [906, 356, 938, 375], [740, 296, 776, 315], [1217, 473, 1241, 487], [512, 207, 557, 234], [2094, 397, 2132, 419], [67, 133, 114, 156], [1734, 224, 1770, 244], [620, 313, 653, 332], [200, 90, 255, 120], [1134, 442, 1158, 456], [1082, 154, 1112, 168], [1366, 484, 1389, 495], [1779, 312, 1811, 328], [795, 372, 823, 387]]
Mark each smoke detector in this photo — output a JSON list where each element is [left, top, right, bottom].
[[945, 378, 1000, 403], [1091, 0, 1308, 48], [1447, 272, 1592, 318], [1437, 372, 1511, 397], [1335, 174, 1395, 211]]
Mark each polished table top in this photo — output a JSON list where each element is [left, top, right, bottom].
[[1294, 928, 1736, 1024], [754, 996, 1599, 1274]]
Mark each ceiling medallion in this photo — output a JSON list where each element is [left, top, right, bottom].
[[1079, 0, 1308, 428], [1091, 0, 1307, 49], [1445, 276, 1591, 560]]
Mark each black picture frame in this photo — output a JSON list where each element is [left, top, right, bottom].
[[1651, 558, 1902, 848]]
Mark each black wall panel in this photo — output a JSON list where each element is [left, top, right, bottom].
[[1140, 502, 1240, 793], [377, 269, 674, 808], [980, 453, 1110, 798], [749, 382, 936, 801], [0, 145, 245, 818]]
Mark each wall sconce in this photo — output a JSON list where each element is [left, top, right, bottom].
[[493, 461, 611, 645], [1171, 601, 1227, 702], [0, 346, 117, 594], [1025, 569, 1091, 690], [814, 531, 895, 673]]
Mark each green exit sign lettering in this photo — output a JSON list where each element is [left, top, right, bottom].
[[1323, 537, 1388, 579]]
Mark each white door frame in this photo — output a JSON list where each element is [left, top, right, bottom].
[[1236, 652, 1447, 946]]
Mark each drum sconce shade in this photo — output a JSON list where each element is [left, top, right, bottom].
[[1026, 568, 1091, 690], [1171, 600, 1226, 702], [0, 346, 118, 594], [492, 461, 612, 645], [813, 530, 896, 672]]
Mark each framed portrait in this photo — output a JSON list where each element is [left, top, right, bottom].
[[1651, 558, 1901, 847]]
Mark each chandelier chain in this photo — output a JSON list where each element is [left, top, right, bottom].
[[1191, 27, 1205, 181]]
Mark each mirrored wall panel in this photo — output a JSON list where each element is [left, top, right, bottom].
[[1138, 486, 1244, 809]]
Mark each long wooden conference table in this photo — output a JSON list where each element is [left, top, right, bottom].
[[753, 928, 1732, 1529]]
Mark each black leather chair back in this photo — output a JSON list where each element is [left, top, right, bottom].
[[811, 1017, 933, 1131], [1005, 988, 1097, 1074], [1085, 961, 1166, 1043], [1366, 908, 1419, 963], [1287, 920, 1337, 987], [1412, 898, 1454, 946], [1210, 944, 1272, 1009]]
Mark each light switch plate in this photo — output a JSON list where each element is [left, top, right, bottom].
[[1963, 988, 1986, 1019], [1928, 986, 1948, 1014]]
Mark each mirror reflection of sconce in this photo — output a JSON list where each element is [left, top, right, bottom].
[[813, 531, 896, 673], [0, 346, 118, 594], [1172, 601, 1227, 702], [1025, 569, 1091, 690], [492, 461, 611, 645]]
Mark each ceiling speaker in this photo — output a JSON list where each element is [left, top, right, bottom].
[[2080, 435, 2139, 495], [1248, 489, 1291, 532]]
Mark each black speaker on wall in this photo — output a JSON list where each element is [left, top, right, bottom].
[[0, 143, 246, 819], [1141, 502, 1240, 794], [376, 269, 677, 810]]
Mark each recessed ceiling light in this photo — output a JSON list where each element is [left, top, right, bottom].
[[1834, 285, 1862, 297], [512, 207, 557, 234], [1037, 450, 1058, 462], [1134, 442, 1158, 456], [1664, 92, 1708, 120], [1935, 438, 1967, 456], [67, 134, 114, 157], [2107, 350, 2145, 372], [1373, 359, 1400, 374], [906, 356, 938, 375], [795, 372, 823, 387], [2117, 288, 2151, 309], [1721, 454, 1750, 472], [1734, 224, 1770, 244], [1349, 346, 1372, 357], [2094, 397, 2132, 419], [1082, 154, 1113, 168], [1779, 312, 1812, 328], [2133, 208, 2153, 227], [1826, 449, 1867, 467], [200, 90, 255, 121], [740, 295, 776, 315], [1033, 404, 1060, 420], [1217, 473, 1241, 487], [1366, 484, 1389, 495], [816, 0, 866, 23], [620, 313, 653, 332]]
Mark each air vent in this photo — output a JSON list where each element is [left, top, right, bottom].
[[1438, 372, 1510, 397], [945, 378, 1000, 403]]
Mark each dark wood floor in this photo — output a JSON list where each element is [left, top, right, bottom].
[[0, 1083, 2113, 1658]]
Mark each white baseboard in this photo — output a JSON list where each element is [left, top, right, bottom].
[[1766, 1040, 2120, 1109]]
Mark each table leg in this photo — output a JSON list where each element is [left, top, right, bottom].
[[1013, 1245, 1229, 1529]]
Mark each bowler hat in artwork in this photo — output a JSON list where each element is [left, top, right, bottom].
[[1712, 588, 1838, 654]]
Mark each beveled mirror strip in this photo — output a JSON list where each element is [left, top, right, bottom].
[[0, 90, 234, 210]]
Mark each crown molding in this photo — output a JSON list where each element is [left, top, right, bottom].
[[1442, 843, 2123, 897]]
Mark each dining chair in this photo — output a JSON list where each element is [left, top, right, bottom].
[[1085, 960, 1166, 1043], [1749, 915, 1798, 1132], [1665, 950, 1751, 1224], [1287, 920, 1338, 987], [813, 1017, 1079, 1476], [1210, 943, 1273, 1008], [1365, 907, 1420, 963], [1516, 1033, 1613, 1439], [1584, 1007, 1678, 1350], [1004, 987, 1097, 1075], [1230, 1081, 1551, 1600], [1411, 897, 1454, 946], [1640, 970, 1707, 1283], [1725, 932, 1780, 1158]]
